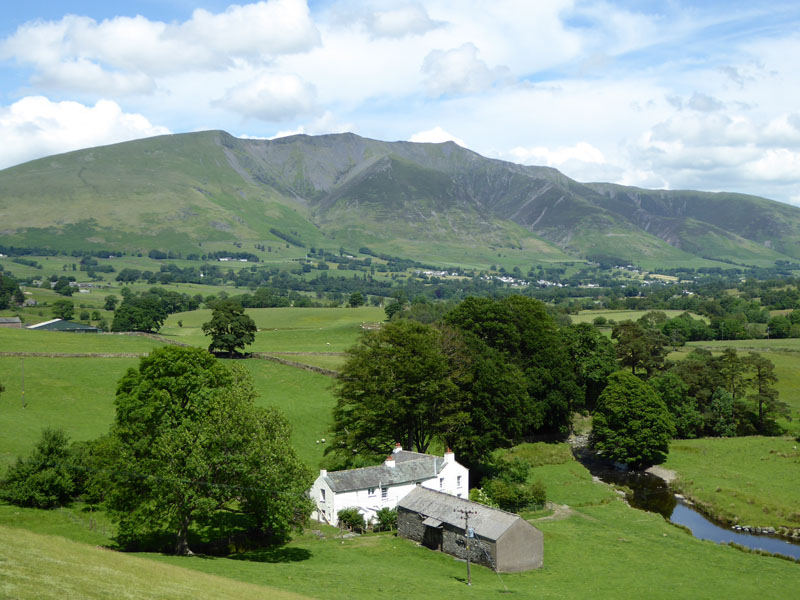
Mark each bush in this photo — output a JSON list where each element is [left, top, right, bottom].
[[0, 428, 75, 508], [481, 458, 546, 512], [469, 487, 499, 508], [373, 507, 397, 532], [337, 507, 366, 533], [593, 316, 607, 326]]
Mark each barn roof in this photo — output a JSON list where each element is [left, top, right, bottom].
[[398, 486, 525, 541], [0, 317, 21, 324], [27, 319, 98, 331], [322, 451, 445, 493]]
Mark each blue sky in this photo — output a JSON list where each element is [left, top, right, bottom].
[[2, 1, 800, 204]]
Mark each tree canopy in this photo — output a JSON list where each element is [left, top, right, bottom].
[[592, 371, 675, 469], [202, 299, 257, 356], [330, 320, 467, 461], [104, 346, 312, 554]]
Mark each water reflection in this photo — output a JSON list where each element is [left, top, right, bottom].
[[582, 459, 800, 561]]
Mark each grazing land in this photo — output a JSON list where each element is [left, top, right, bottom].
[[1, 446, 799, 600], [0, 524, 307, 600], [664, 437, 800, 531], [0, 356, 139, 470]]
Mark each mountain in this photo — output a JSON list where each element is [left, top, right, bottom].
[[1, 130, 798, 268]]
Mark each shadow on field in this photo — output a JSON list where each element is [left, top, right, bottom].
[[230, 546, 312, 563]]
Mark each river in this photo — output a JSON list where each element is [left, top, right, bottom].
[[582, 461, 800, 561]]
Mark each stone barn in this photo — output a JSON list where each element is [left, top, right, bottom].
[[0, 317, 22, 329], [397, 487, 543, 573]]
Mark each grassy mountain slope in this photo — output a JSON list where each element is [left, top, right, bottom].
[[587, 183, 800, 263], [1, 130, 798, 267]]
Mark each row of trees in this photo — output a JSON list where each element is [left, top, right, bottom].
[[327, 296, 595, 469]]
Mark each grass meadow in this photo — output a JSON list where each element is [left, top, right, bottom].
[[663, 437, 800, 530], [1, 444, 799, 599], [572, 309, 709, 324], [2, 310, 800, 598], [161, 306, 384, 354]]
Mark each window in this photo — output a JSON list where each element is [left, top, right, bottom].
[[457, 475, 462, 488], [320, 489, 326, 501], [439, 477, 444, 489], [368, 487, 376, 497], [381, 486, 388, 499]]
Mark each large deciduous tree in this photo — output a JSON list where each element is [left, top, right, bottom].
[[443, 296, 581, 437], [330, 320, 467, 459], [51, 299, 75, 320], [592, 371, 675, 469], [202, 299, 257, 357], [104, 346, 312, 555], [612, 320, 668, 377], [560, 322, 618, 415]]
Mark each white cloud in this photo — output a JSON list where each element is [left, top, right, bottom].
[[365, 4, 442, 38], [0, 96, 169, 169], [215, 73, 317, 121], [422, 43, 509, 97], [269, 110, 354, 138], [409, 126, 465, 146], [0, 0, 320, 94]]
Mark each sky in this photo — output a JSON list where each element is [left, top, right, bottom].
[[2, 1, 800, 204]]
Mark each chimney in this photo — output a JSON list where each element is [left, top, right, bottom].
[[393, 443, 403, 454], [443, 448, 454, 463], [384, 455, 396, 468], [320, 469, 327, 477]]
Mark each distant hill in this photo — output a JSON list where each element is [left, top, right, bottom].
[[1, 130, 798, 267]]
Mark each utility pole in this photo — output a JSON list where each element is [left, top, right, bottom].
[[455, 508, 478, 586], [21, 357, 26, 409]]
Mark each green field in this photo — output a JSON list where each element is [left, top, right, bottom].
[[161, 306, 384, 354], [0, 329, 166, 354], [572, 309, 709, 324], [0, 524, 307, 600], [2, 309, 800, 598], [664, 437, 800, 531], [2, 445, 799, 599]]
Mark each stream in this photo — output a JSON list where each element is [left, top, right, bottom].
[[582, 461, 800, 561]]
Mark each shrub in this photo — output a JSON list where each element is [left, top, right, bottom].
[[337, 507, 366, 533], [0, 428, 75, 508], [469, 487, 499, 508], [373, 507, 397, 532], [593, 316, 607, 326]]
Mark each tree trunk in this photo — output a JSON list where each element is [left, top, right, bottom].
[[175, 516, 193, 555]]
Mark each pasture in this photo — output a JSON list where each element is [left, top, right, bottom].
[[664, 436, 800, 531], [1, 445, 799, 600]]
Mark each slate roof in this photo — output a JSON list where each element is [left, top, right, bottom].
[[0, 317, 22, 324], [398, 486, 525, 541], [323, 452, 444, 493]]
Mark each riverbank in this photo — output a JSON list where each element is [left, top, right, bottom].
[[659, 437, 800, 541]]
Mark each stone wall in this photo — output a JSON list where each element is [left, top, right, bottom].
[[398, 508, 495, 569]]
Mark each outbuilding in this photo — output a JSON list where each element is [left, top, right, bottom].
[[397, 486, 543, 573], [27, 319, 99, 332], [0, 317, 22, 329]]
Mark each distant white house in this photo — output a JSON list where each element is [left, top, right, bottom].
[[310, 445, 469, 527]]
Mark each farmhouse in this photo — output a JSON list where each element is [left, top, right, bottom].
[[310, 445, 468, 527], [27, 319, 99, 333], [397, 487, 544, 572]]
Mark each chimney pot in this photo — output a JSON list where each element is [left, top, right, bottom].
[[393, 443, 402, 454]]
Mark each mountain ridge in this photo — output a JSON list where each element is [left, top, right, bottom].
[[0, 130, 797, 268]]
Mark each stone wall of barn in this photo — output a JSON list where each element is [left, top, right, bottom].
[[397, 508, 497, 569]]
